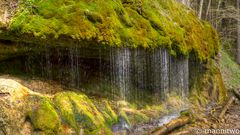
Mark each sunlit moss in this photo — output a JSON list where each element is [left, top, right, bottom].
[[1, 0, 219, 61], [28, 97, 61, 134], [53, 92, 78, 132], [93, 100, 118, 127], [54, 92, 112, 135], [120, 108, 149, 125]]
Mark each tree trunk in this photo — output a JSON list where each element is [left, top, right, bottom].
[[178, 0, 190, 7], [233, 88, 240, 100], [219, 96, 235, 119], [205, 0, 211, 20], [237, 0, 240, 64], [151, 116, 190, 135], [198, 0, 204, 19], [215, 0, 222, 30]]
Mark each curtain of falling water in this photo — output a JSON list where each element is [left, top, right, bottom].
[[56, 47, 62, 84], [45, 45, 53, 80], [69, 47, 75, 87], [75, 46, 80, 88], [169, 55, 189, 97], [68, 46, 82, 88], [150, 48, 170, 100], [162, 49, 170, 96], [24, 46, 189, 102], [110, 48, 131, 100], [110, 47, 189, 101], [131, 48, 148, 100], [182, 57, 189, 97]]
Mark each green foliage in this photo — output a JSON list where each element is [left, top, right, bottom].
[[6, 0, 219, 61]]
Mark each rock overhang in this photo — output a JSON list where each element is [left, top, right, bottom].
[[0, 0, 219, 61]]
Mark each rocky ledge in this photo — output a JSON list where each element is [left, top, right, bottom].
[[0, 0, 219, 61]]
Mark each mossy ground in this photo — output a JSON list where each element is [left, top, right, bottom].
[[22, 90, 188, 135], [0, 0, 219, 61], [219, 49, 240, 89]]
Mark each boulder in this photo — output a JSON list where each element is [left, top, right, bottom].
[[0, 78, 31, 135]]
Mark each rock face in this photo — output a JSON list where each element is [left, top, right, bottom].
[[0, 79, 30, 135]]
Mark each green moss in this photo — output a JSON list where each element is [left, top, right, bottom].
[[0, 0, 219, 61], [190, 61, 227, 106], [24, 90, 192, 134], [119, 110, 131, 126], [93, 100, 118, 127], [116, 102, 165, 126], [123, 109, 149, 125], [54, 92, 112, 135], [28, 97, 61, 134], [53, 92, 78, 132], [141, 105, 164, 118], [180, 109, 191, 117], [219, 49, 240, 89], [212, 67, 227, 103]]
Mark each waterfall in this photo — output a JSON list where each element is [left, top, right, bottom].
[[45, 45, 52, 80], [69, 47, 75, 87], [110, 48, 131, 100], [69, 46, 81, 88], [22, 46, 189, 102], [150, 48, 170, 100], [169, 55, 189, 97], [131, 48, 148, 100], [182, 58, 189, 97], [109, 47, 189, 101], [75, 46, 80, 88]]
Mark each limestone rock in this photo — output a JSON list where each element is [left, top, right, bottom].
[[0, 0, 18, 27], [0, 79, 31, 135]]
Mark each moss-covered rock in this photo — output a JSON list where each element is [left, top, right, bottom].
[[120, 108, 149, 125], [0, 0, 219, 61], [54, 92, 112, 134], [28, 97, 61, 134], [93, 100, 118, 127], [190, 61, 227, 106], [53, 92, 78, 132], [0, 79, 30, 135], [0, 73, 227, 135]]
